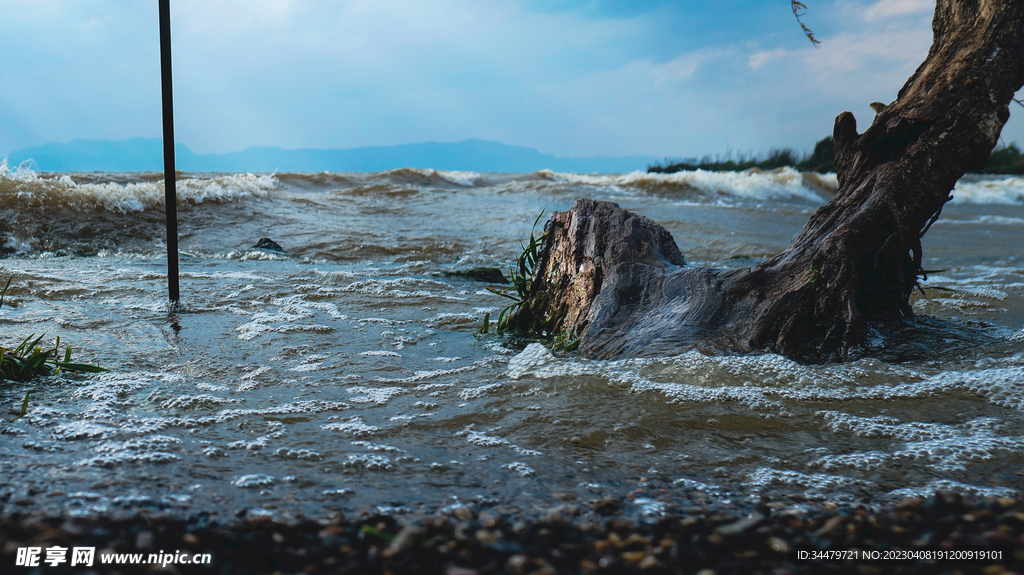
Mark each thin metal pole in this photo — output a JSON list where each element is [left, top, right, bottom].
[[159, 0, 180, 304]]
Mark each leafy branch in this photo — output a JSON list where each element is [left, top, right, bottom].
[[792, 1, 820, 46]]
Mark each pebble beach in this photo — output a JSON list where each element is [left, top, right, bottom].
[[3, 487, 1022, 573]]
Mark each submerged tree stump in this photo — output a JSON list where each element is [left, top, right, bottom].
[[508, 0, 1024, 362]]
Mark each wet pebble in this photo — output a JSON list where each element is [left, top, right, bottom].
[[0, 490, 1021, 573]]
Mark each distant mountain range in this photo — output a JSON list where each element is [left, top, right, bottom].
[[4, 138, 657, 174]]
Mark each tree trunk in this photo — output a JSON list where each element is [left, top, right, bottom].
[[508, 0, 1024, 362]]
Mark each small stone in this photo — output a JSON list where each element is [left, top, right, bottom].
[[714, 513, 766, 536], [768, 537, 789, 553], [898, 497, 924, 510], [621, 533, 650, 548], [621, 550, 647, 563], [542, 504, 579, 523], [815, 515, 847, 538], [442, 267, 508, 284], [453, 505, 476, 521], [253, 237, 286, 253], [530, 559, 557, 575], [475, 529, 498, 544], [388, 525, 424, 556], [936, 490, 963, 507], [638, 555, 659, 569], [594, 533, 622, 552], [590, 497, 622, 516]]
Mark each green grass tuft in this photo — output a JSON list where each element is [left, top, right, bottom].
[[484, 212, 548, 335], [479, 214, 583, 353], [1, 276, 109, 384]]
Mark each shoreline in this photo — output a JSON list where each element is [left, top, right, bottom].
[[3, 489, 1021, 574]]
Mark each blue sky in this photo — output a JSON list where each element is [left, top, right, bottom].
[[1, 0, 1021, 160]]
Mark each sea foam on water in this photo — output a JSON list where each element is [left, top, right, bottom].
[[1, 165, 1021, 519]]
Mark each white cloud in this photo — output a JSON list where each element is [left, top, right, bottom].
[[650, 49, 728, 87], [2, 0, 1022, 160], [863, 0, 933, 22], [748, 48, 791, 71]]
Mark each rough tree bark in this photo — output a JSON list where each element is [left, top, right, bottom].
[[508, 0, 1024, 362]]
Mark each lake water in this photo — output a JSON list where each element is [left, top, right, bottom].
[[1, 161, 1023, 522]]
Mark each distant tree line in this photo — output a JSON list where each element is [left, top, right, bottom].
[[648, 136, 1024, 175], [982, 143, 1024, 174]]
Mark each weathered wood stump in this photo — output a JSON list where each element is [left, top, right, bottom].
[[508, 0, 1024, 362]]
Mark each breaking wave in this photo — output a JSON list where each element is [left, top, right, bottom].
[[275, 168, 480, 189], [538, 167, 838, 204], [951, 175, 1024, 204], [0, 159, 277, 213]]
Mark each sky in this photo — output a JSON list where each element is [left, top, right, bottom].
[[1, 0, 1021, 160]]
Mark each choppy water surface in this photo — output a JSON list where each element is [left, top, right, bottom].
[[1, 162, 1023, 521]]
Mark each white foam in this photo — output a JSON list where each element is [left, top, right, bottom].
[[160, 394, 241, 409], [51, 421, 116, 441], [539, 167, 834, 204], [0, 162, 278, 212], [71, 372, 180, 419], [436, 170, 480, 187], [672, 478, 727, 493], [342, 278, 462, 302], [322, 488, 355, 497], [235, 296, 338, 341], [379, 167, 479, 187], [816, 412, 1024, 472], [227, 421, 286, 451], [506, 346, 1024, 416], [290, 360, 324, 372], [743, 467, 876, 493], [232, 474, 275, 488], [425, 312, 480, 327], [505, 343, 556, 378], [458, 382, 505, 400], [935, 215, 1024, 225], [950, 176, 1024, 204], [321, 416, 380, 436], [506, 346, 791, 411], [77, 435, 183, 467], [502, 461, 537, 477], [128, 400, 352, 432], [633, 498, 670, 523], [455, 426, 542, 456], [347, 386, 407, 405], [887, 479, 1020, 499], [344, 453, 394, 470], [373, 365, 476, 384], [275, 448, 323, 460]]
